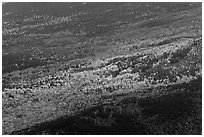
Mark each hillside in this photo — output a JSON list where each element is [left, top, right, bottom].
[[2, 2, 202, 135]]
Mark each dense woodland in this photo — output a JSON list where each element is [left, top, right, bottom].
[[2, 2, 202, 134]]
